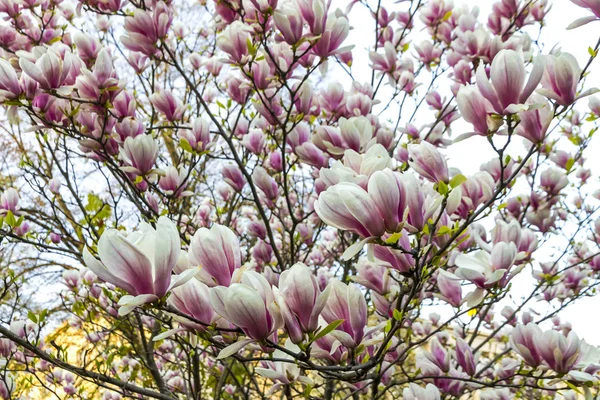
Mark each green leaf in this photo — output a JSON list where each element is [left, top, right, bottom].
[[246, 38, 256, 56], [384, 319, 393, 334], [385, 232, 402, 244], [565, 158, 575, 172], [449, 174, 467, 188], [39, 309, 48, 323], [393, 309, 403, 321], [27, 311, 37, 323], [436, 181, 448, 195], [436, 226, 452, 236], [4, 211, 16, 228], [313, 319, 345, 341], [180, 138, 193, 153], [588, 46, 598, 58]]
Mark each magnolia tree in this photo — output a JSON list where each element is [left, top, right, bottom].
[[1, 0, 600, 398]]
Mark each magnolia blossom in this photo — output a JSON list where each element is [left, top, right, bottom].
[[275, 263, 330, 342], [402, 383, 441, 400], [320, 281, 367, 348], [454, 251, 507, 307], [538, 52, 589, 106], [120, 135, 159, 175], [476, 49, 545, 114], [19, 47, 73, 90], [314, 182, 386, 238], [210, 271, 282, 340], [189, 224, 242, 287], [408, 141, 449, 183], [83, 217, 192, 315]]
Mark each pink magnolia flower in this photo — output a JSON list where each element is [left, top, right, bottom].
[[121, 2, 172, 56], [589, 96, 600, 115], [120, 135, 158, 175], [369, 42, 398, 73], [180, 117, 212, 151], [368, 169, 407, 232], [454, 251, 507, 307], [313, 13, 351, 58], [274, 5, 303, 45], [298, 0, 327, 35], [0, 188, 19, 216], [408, 141, 449, 183], [19, 47, 73, 90], [83, 217, 189, 315], [352, 260, 390, 295], [73, 32, 101, 65], [476, 49, 545, 114], [48, 178, 61, 194], [537, 330, 582, 373], [242, 129, 265, 154], [403, 383, 440, 400], [538, 52, 592, 106], [435, 269, 462, 307], [510, 324, 544, 368], [515, 94, 553, 143], [217, 21, 252, 64], [275, 263, 330, 342], [455, 337, 477, 376], [321, 281, 367, 348], [189, 224, 241, 287], [222, 164, 246, 192], [168, 279, 215, 331], [314, 182, 386, 238], [456, 86, 496, 135], [159, 166, 191, 197], [210, 271, 282, 340], [252, 166, 278, 200], [568, 0, 600, 28], [0, 59, 21, 100], [150, 90, 186, 122]]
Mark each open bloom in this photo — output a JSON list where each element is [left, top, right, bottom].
[[476, 49, 545, 114], [408, 141, 449, 183], [321, 281, 367, 348], [314, 182, 385, 238], [150, 90, 186, 122], [0, 59, 21, 100], [120, 135, 158, 175], [189, 224, 241, 287], [277, 263, 330, 338], [454, 251, 507, 307], [168, 279, 214, 331], [538, 51, 592, 106], [568, 0, 600, 29], [516, 95, 553, 143], [210, 271, 282, 340], [83, 217, 188, 314], [403, 383, 441, 400], [537, 330, 582, 373], [435, 269, 462, 307], [217, 21, 252, 63], [510, 323, 544, 367], [456, 86, 495, 135], [19, 47, 73, 90]]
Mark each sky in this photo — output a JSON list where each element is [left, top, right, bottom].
[[332, 0, 600, 343]]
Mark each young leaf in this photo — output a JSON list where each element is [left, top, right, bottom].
[[313, 319, 345, 341]]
